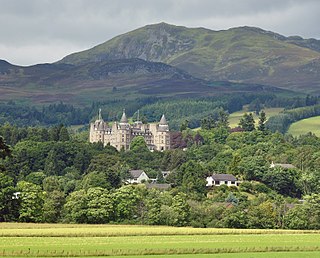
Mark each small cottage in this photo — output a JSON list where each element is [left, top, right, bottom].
[[206, 174, 239, 187], [127, 170, 149, 184]]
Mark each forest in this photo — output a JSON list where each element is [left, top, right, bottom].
[[1, 93, 318, 131], [0, 111, 320, 229]]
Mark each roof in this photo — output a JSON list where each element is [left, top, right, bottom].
[[120, 111, 128, 123], [159, 114, 167, 125], [211, 174, 237, 181], [146, 183, 171, 190], [273, 163, 296, 169], [129, 170, 145, 179], [270, 162, 296, 169]]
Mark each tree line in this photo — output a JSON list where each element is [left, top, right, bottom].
[[1, 93, 317, 129]]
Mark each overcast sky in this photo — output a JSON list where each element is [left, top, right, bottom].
[[0, 0, 319, 66]]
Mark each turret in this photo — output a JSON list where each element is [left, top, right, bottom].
[[159, 114, 167, 125], [120, 109, 128, 124], [158, 114, 169, 131]]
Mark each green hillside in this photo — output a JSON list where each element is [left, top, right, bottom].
[[60, 23, 320, 93], [288, 116, 320, 136]]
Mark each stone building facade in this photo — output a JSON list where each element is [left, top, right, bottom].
[[89, 109, 170, 151]]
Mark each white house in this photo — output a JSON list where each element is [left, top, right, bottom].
[[206, 174, 240, 187], [127, 170, 150, 184]]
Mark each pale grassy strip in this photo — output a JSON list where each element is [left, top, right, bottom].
[[1, 234, 320, 255], [99, 252, 320, 258], [1, 223, 319, 237], [1, 246, 320, 257]]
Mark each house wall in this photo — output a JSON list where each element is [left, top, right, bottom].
[[206, 177, 239, 187], [127, 172, 150, 184]]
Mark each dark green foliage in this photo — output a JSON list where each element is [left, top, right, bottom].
[[43, 190, 65, 223], [0, 173, 16, 222], [0, 102, 89, 127], [17, 181, 45, 222], [262, 167, 301, 197], [239, 113, 255, 131], [0, 136, 11, 159], [258, 110, 267, 132]]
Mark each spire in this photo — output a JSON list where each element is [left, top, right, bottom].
[[98, 108, 102, 120], [120, 109, 128, 123], [159, 114, 167, 125], [137, 110, 140, 122]]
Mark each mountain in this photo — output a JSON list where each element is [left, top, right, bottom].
[[0, 57, 289, 105], [59, 23, 320, 93]]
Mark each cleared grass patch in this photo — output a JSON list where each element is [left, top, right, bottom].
[[229, 107, 283, 128], [288, 116, 320, 137], [1, 223, 320, 257]]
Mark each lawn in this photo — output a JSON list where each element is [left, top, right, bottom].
[[229, 107, 283, 128], [0, 223, 320, 257], [288, 116, 320, 137]]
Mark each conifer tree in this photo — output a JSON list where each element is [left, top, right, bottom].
[[239, 113, 255, 131], [258, 110, 267, 132]]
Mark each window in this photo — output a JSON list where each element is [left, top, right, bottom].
[[231, 181, 235, 184], [215, 181, 220, 185], [225, 181, 228, 184]]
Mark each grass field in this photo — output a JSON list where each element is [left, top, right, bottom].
[[288, 116, 320, 137], [229, 107, 283, 128], [0, 223, 320, 257]]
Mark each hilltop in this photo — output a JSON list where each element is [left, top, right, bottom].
[[60, 23, 320, 93]]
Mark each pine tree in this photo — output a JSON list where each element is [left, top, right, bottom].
[[258, 110, 267, 132], [239, 113, 255, 131], [59, 126, 70, 142]]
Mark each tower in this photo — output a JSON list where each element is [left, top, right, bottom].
[[89, 109, 106, 143], [118, 109, 130, 150]]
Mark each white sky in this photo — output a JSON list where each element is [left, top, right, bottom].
[[0, 0, 319, 66]]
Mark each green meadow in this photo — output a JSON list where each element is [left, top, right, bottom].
[[288, 116, 320, 137], [0, 223, 320, 257], [228, 107, 283, 128]]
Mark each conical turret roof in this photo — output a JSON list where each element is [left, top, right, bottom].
[[159, 114, 167, 125], [120, 110, 128, 123]]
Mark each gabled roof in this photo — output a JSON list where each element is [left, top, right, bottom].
[[211, 174, 237, 181], [129, 170, 146, 179]]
